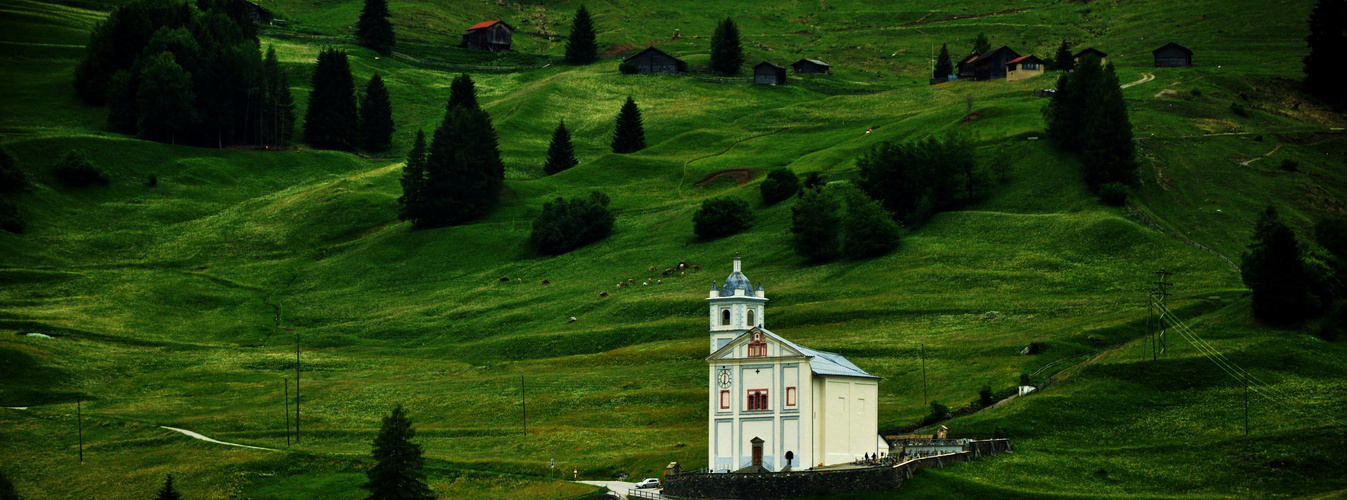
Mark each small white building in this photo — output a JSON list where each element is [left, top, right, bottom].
[[706, 258, 885, 472]]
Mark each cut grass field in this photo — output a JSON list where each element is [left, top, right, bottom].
[[1, 0, 1345, 498]]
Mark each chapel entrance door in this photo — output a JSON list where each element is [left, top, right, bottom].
[[750, 437, 764, 467]]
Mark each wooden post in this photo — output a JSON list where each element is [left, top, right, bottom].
[[295, 332, 300, 444], [1244, 371, 1249, 436], [521, 376, 526, 436], [920, 344, 929, 406], [284, 379, 291, 446], [77, 396, 84, 463]]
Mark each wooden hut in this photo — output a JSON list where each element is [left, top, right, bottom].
[[463, 20, 513, 51], [956, 52, 980, 79], [622, 47, 686, 74], [1152, 42, 1193, 67], [791, 59, 831, 74], [972, 46, 1021, 81], [1005, 55, 1045, 81], [753, 61, 787, 85], [1074, 47, 1108, 66]]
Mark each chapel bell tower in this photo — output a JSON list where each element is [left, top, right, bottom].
[[707, 257, 767, 353]]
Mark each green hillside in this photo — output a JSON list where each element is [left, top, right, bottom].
[[1, 0, 1345, 498]]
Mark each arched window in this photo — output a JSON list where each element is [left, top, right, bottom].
[[721, 309, 730, 326], [747, 309, 755, 327]]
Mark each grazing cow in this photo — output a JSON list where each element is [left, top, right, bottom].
[[628, 278, 635, 284], [678, 262, 687, 270], [599, 291, 609, 297], [649, 266, 657, 272], [499, 277, 509, 282], [517, 278, 522, 284], [657, 279, 662, 285], [643, 281, 649, 286], [541, 279, 550, 285], [662, 268, 675, 277], [568, 316, 578, 323], [692, 265, 700, 271], [680, 271, 686, 277]]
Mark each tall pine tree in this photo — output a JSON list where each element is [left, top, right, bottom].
[[611, 96, 646, 154], [564, 5, 597, 64], [710, 17, 743, 75], [356, 0, 395, 55], [397, 130, 427, 223], [362, 405, 434, 500], [156, 474, 182, 500], [543, 120, 578, 175], [360, 74, 395, 150], [304, 48, 359, 150], [1079, 63, 1137, 189], [1303, 0, 1347, 103], [447, 73, 479, 111], [1241, 206, 1312, 323], [933, 43, 953, 79], [1053, 39, 1074, 71], [261, 45, 296, 147], [419, 101, 503, 226], [973, 33, 991, 54], [136, 51, 196, 144]]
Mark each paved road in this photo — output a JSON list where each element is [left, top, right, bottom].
[[577, 480, 660, 499]]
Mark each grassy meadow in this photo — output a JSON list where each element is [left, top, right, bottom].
[[1, 0, 1346, 498]]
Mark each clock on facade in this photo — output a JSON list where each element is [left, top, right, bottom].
[[717, 368, 732, 388]]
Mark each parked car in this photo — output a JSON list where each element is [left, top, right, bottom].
[[634, 478, 660, 489]]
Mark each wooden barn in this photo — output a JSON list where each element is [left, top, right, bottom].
[[754, 61, 787, 85], [463, 20, 513, 52], [1005, 55, 1045, 82], [1152, 42, 1193, 67], [791, 59, 831, 74], [1074, 47, 1108, 66], [622, 47, 686, 74], [972, 46, 1021, 81], [956, 52, 980, 79]]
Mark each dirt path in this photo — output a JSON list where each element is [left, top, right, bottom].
[[1239, 144, 1282, 165], [160, 426, 278, 452], [1122, 72, 1155, 89]]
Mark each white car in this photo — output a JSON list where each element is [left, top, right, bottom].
[[634, 478, 660, 489]]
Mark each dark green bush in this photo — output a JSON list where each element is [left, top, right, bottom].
[[1098, 182, 1127, 206], [52, 150, 108, 186], [529, 191, 615, 255], [1019, 373, 1032, 386], [1321, 300, 1346, 342], [922, 401, 950, 425], [1190, 89, 1202, 97], [1279, 159, 1299, 172], [1230, 102, 1248, 117], [146, 174, 158, 187], [759, 168, 799, 204], [618, 61, 638, 75], [693, 196, 753, 239], [802, 172, 824, 192], [979, 385, 995, 407]]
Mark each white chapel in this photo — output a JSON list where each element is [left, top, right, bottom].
[[705, 258, 885, 472]]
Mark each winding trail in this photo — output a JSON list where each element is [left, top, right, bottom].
[[160, 426, 278, 452], [1121, 72, 1155, 89]]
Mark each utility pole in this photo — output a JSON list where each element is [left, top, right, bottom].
[[77, 395, 84, 463], [284, 379, 291, 446], [1244, 371, 1250, 436], [1151, 270, 1172, 359], [295, 331, 301, 445], [521, 376, 527, 436], [920, 344, 929, 406]]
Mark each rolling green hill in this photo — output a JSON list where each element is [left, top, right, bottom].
[[1, 0, 1345, 498]]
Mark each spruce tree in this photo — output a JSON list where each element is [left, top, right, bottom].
[[1053, 39, 1074, 71], [304, 48, 359, 150], [710, 17, 744, 75], [356, 0, 395, 55], [397, 130, 427, 223], [156, 474, 182, 500], [362, 405, 434, 500], [136, 52, 197, 144], [973, 33, 991, 54], [564, 5, 597, 64], [543, 120, 578, 175], [1303, 0, 1347, 103], [790, 187, 841, 262], [360, 74, 395, 150], [933, 43, 953, 79], [447, 73, 479, 111], [611, 96, 646, 154], [1079, 63, 1137, 189], [1241, 206, 1311, 323], [262, 46, 296, 147], [420, 105, 504, 226]]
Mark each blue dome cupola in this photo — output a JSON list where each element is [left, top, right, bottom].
[[707, 257, 768, 352]]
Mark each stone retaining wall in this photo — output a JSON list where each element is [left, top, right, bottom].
[[664, 440, 1010, 499]]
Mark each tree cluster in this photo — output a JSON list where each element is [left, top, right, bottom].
[[564, 5, 597, 64], [710, 17, 744, 75], [1240, 207, 1347, 326], [304, 49, 391, 151], [790, 185, 901, 262], [856, 132, 987, 226], [52, 150, 109, 187], [529, 191, 615, 255], [74, 0, 295, 147], [1043, 56, 1137, 192], [397, 74, 503, 227], [355, 0, 395, 55], [1303, 0, 1346, 106], [693, 197, 753, 239], [972, 33, 991, 54]]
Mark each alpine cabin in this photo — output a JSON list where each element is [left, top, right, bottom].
[[1074, 47, 1108, 66], [754, 62, 787, 85], [463, 20, 513, 52], [622, 47, 686, 74], [973, 46, 1021, 81], [791, 59, 831, 74], [1005, 55, 1045, 81], [1152, 42, 1193, 67]]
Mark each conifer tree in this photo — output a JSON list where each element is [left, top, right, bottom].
[[611, 96, 646, 154], [261, 46, 296, 147], [1242, 206, 1312, 323], [156, 474, 182, 500], [304, 48, 359, 150], [973, 33, 991, 54], [420, 105, 503, 226], [136, 52, 196, 144], [710, 17, 744, 75], [1053, 39, 1074, 71], [447, 73, 479, 111], [397, 130, 427, 223], [790, 187, 841, 262], [564, 5, 597, 64], [356, 0, 395, 55], [543, 120, 578, 175], [933, 43, 953, 79], [1079, 63, 1137, 189], [1303, 0, 1347, 103], [362, 405, 434, 500], [360, 74, 395, 150]]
